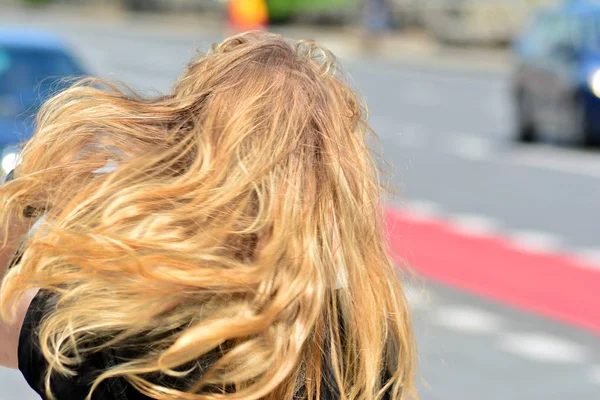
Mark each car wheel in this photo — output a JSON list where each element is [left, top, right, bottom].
[[571, 95, 596, 147], [515, 90, 536, 143]]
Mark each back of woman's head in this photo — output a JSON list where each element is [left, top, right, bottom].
[[0, 31, 416, 400]]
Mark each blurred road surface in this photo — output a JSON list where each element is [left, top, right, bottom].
[[1, 7, 599, 400]]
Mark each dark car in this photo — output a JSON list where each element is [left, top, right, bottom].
[[513, 1, 600, 146], [0, 29, 86, 176]]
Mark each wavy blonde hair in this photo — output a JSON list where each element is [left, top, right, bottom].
[[1, 32, 416, 400]]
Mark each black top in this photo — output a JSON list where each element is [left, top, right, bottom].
[[19, 291, 392, 400], [19, 291, 138, 400]]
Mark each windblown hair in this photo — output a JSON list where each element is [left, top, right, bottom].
[[1, 32, 416, 400]]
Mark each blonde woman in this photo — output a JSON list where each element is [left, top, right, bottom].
[[0, 32, 416, 400]]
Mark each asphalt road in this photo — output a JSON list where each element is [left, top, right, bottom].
[[1, 6, 599, 400]]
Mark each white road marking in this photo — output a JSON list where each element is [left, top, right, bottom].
[[499, 333, 589, 364], [589, 365, 600, 386], [432, 306, 505, 334], [349, 58, 504, 84], [448, 213, 501, 237], [509, 230, 563, 254], [395, 202, 570, 256], [506, 144, 600, 178], [445, 134, 495, 161], [400, 199, 443, 221], [573, 248, 600, 271], [402, 282, 431, 310]]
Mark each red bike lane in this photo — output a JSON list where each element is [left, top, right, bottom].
[[386, 207, 600, 335]]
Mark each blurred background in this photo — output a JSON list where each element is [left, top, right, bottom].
[[1, 0, 600, 399]]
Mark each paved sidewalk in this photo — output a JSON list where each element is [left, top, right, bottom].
[[0, 2, 511, 75]]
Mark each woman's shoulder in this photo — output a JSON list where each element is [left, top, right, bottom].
[[18, 290, 146, 400]]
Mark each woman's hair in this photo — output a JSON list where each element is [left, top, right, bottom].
[[0, 32, 416, 399]]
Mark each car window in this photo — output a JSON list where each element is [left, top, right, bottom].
[[0, 47, 82, 118], [583, 13, 600, 52], [519, 12, 555, 56], [541, 15, 572, 54], [520, 12, 584, 58], [567, 15, 586, 51]]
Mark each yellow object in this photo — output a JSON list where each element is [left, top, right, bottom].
[[229, 0, 269, 31]]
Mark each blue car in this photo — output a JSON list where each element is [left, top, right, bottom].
[[0, 29, 86, 176], [513, 1, 600, 146]]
